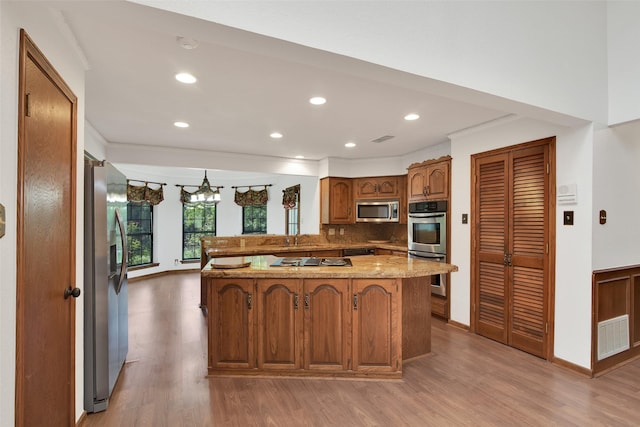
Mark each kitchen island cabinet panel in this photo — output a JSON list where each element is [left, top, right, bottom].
[[209, 279, 255, 370], [303, 279, 351, 371], [257, 279, 302, 370], [352, 279, 400, 372]]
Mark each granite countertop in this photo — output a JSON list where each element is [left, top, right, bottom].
[[205, 242, 408, 257], [202, 254, 458, 279]]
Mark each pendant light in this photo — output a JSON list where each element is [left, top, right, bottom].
[[190, 171, 221, 203]]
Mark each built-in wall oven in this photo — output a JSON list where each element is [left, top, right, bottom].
[[408, 200, 447, 296]]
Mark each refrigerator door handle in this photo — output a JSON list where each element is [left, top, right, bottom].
[[114, 208, 127, 294]]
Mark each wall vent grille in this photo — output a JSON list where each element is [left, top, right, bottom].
[[371, 135, 395, 143], [597, 314, 630, 360]]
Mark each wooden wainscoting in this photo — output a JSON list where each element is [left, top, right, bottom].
[[592, 264, 640, 375]]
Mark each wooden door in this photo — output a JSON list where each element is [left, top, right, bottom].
[[303, 279, 350, 371], [352, 279, 400, 373], [209, 279, 255, 370], [472, 139, 553, 359], [256, 279, 302, 370], [16, 30, 78, 426], [320, 178, 353, 224]]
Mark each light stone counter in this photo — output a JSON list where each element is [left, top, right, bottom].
[[202, 254, 457, 279]]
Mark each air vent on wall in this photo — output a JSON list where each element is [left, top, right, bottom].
[[371, 135, 395, 143]]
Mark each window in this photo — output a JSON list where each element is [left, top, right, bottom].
[[286, 200, 299, 235], [243, 205, 267, 234], [183, 203, 216, 260], [127, 202, 153, 266]]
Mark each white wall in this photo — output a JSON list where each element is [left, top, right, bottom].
[[450, 117, 594, 369], [607, 1, 640, 125], [111, 163, 320, 279], [593, 121, 640, 269], [136, 0, 609, 124], [0, 2, 87, 424]]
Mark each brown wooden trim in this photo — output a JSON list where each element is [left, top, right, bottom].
[[407, 155, 452, 170], [76, 412, 87, 426], [592, 265, 640, 375], [16, 28, 78, 426], [128, 268, 200, 283], [446, 319, 470, 331], [551, 356, 593, 378]]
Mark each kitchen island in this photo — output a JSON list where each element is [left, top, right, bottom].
[[201, 254, 457, 378]]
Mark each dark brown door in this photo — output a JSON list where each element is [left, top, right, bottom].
[[16, 30, 78, 426], [472, 139, 554, 359]]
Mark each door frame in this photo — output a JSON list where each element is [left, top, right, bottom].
[[469, 136, 556, 360], [15, 29, 78, 424]]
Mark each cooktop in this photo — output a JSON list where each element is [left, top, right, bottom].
[[270, 257, 353, 267]]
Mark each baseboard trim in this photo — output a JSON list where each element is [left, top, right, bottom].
[[551, 356, 593, 378], [128, 268, 199, 283], [76, 411, 87, 426], [446, 319, 470, 331]]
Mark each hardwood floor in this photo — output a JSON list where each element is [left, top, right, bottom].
[[81, 273, 640, 426]]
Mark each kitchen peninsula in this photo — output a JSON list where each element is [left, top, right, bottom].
[[201, 254, 457, 378]]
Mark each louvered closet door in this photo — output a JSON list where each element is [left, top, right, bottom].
[[474, 143, 549, 358], [509, 145, 548, 357], [476, 154, 509, 344]]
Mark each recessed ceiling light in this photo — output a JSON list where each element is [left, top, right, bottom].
[[404, 113, 420, 121], [345, 142, 356, 148], [175, 73, 197, 84], [270, 132, 283, 139], [309, 96, 326, 105], [295, 155, 305, 159], [174, 121, 189, 128]]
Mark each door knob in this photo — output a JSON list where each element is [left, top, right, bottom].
[[64, 287, 81, 299]]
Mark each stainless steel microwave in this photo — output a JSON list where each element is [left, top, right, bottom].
[[355, 200, 400, 223]]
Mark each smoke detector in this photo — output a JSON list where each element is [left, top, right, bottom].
[[176, 36, 199, 50]]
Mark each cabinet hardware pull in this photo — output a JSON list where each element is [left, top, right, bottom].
[[247, 293, 253, 310], [503, 253, 508, 266], [507, 253, 512, 267], [294, 293, 299, 310], [426, 185, 430, 195], [304, 294, 310, 310], [353, 293, 358, 311]]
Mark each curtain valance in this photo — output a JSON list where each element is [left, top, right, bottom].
[[127, 182, 164, 205], [282, 185, 300, 209], [234, 187, 269, 207]]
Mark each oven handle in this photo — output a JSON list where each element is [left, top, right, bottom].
[[408, 213, 445, 219], [408, 251, 446, 261]]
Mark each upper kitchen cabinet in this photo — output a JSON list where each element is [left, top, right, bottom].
[[354, 176, 402, 200], [407, 156, 451, 203], [320, 177, 353, 224]]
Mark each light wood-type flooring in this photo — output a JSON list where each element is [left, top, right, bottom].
[[81, 272, 640, 426]]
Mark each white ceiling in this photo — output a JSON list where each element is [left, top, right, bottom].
[[57, 1, 514, 164]]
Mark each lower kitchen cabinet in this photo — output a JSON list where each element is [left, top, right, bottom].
[[431, 294, 449, 319], [352, 279, 401, 372], [303, 279, 351, 371], [256, 279, 303, 370], [208, 278, 255, 370], [206, 277, 402, 377]]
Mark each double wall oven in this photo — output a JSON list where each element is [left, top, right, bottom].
[[408, 200, 447, 296]]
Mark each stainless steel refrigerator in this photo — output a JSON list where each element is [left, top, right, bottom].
[[83, 158, 128, 413]]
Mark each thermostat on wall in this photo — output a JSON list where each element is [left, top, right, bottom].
[[557, 183, 577, 205]]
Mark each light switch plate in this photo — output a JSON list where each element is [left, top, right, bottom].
[[564, 210, 574, 226], [0, 203, 5, 238]]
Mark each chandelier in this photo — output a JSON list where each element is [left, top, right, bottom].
[[190, 171, 221, 203]]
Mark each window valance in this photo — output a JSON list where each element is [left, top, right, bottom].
[[233, 185, 271, 207], [127, 181, 165, 205], [282, 184, 300, 209]]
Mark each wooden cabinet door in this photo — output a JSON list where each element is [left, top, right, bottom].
[[473, 141, 551, 359], [352, 279, 400, 373], [354, 176, 400, 199], [407, 167, 428, 202], [425, 162, 449, 200], [209, 278, 255, 370], [303, 279, 351, 371], [321, 178, 353, 224], [257, 279, 302, 370]]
